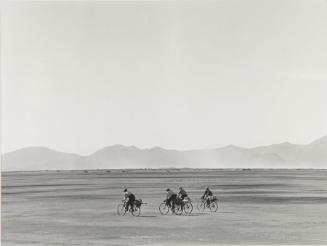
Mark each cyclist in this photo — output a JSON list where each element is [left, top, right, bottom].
[[123, 188, 135, 212], [178, 186, 188, 200], [201, 186, 213, 206], [166, 188, 177, 212], [178, 186, 189, 209]]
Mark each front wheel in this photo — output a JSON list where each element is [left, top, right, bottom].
[[132, 206, 141, 216], [117, 204, 126, 216], [159, 202, 169, 215], [183, 202, 193, 215], [210, 200, 218, 212]]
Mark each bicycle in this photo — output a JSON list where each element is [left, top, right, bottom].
[[197, 196, 218, 212], [117, 199, 143, 216], [159, 199, 183, 215], [159, 197, 193, 215]]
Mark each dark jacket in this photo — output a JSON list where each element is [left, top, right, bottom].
[[166, 190, 177, 199], [124, 191, 135, 200], [203, 189, 213, 197]]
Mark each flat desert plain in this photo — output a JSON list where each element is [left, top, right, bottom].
[[2, 169, 327, 245]]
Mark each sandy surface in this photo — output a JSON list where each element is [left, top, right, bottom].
[[2, 169, 327, 245]]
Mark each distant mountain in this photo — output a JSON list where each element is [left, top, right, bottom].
[[1, 147, 84, 171], [2, 136, 327, 171]]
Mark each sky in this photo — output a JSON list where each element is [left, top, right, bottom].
[[1, 0, 327, 155]]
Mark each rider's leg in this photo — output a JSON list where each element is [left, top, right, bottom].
[[125, 201, 130, 211], [172, 198, 177, 211], [166, 197, 171, 207], [171, 195, 177, 211], [130, 198, 135, 211]]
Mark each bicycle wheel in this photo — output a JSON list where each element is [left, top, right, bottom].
[[197, 201, 206, 212], [210, 200, 218, 212], [183, 202, 193, 215], [159, 202, 170, 215], [132, 206, 141, 217], [117, 204, 126, 216]]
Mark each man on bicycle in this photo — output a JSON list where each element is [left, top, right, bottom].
[[178, 186, 188, 200], [201, 186, 213, 206], [123, 188, 135, 212], [178, 186, 189, 209], [166, 188, 177, 212]]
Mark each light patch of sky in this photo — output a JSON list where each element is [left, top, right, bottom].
[[1, 0, 327, 154]]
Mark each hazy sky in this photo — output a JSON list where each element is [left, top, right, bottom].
[[1, 0, 327, 154]]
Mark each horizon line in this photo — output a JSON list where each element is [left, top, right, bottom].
[[3, 167, 327, 173]]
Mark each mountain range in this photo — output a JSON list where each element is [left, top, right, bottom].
[[2, 136, 327, 171]]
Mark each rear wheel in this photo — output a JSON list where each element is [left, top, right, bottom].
[[209, 200, 218, 212], [159, 202, 169, 215], [132, 206, 141, 216], [183, 202, 193, 215], [197, 201, 206, 212], [117, 204, 126, 216]]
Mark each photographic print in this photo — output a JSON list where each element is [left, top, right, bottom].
[[1, 0, 327, 245]]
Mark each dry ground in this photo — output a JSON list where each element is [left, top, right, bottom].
[[2, 169, 327, 245]]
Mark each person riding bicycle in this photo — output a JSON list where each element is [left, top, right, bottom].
[[178, 186, 188, 200], [177, 186, 189, 209], [166, 188, 177, 211], [201, 186, 213, 206], [123, 188, 135, 212]]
